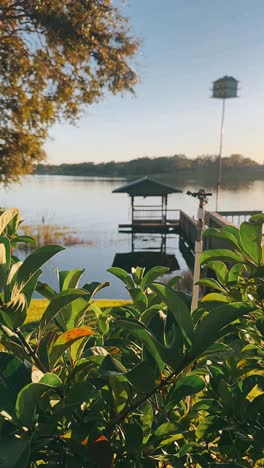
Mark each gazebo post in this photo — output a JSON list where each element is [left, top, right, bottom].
[[161, 195, 167, 224], [131, 196, 134, 224]]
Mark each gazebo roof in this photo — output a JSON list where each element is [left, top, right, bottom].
[[112, 176, 182, 197]]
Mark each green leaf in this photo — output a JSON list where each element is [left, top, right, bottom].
[[100, 354, 127, 376], [126, 361, 156, 393], [5, 262, 22, 295], [0, 293, 27, 329], [192, 398, 222, 414], [49, 326, 94, 368], [15, 245, 64, 293], [0, 353, 31, 418], [50, 326, 94, 368], [0, 438, 31, 468], [203, 227, 240, 248], [240, 220, 263, 265], [207, 261, 228, 285], [139, 305, 161, 325], [39, 289, 90, 332], [256, 318, 264, 336], [0, 339, 31, 363], [124, 422, 143, 453], [227, 263, 244, 283], [200, 342, 231, 357], [0, 237, 11, 284], [241, 375, 264, 399], [107, 267, 134, 288], [150, 283, 194, 346], [200, 249, 244, 265], [192, 302, 255, 356], [166, 375, 205, 411], [110, 376, 128, 414], [141, 266, 170, 290], [132, 266, 145, 285], [57, 269, 68, 291], [55, 297, 89, 331], [196, 278, 226, 293], [195, 415, 225, 440], [60, 269, 85, 290], [36, 281, 57, 300], [83, 281, 109, 298], [250, 393, 264, 419], [11, 235, 36, 246], [141, 401, 153, 444], [167, 275, 182, 289], [20, 269, 42, 304], [222, 224, 241, 243], [201, 293, 229, 303], [249, 213, 264, 223], [65, 381, 97, 406], [16, 373, 62, 427], [0, 208, 19, 235], [113, 319, 165, 371], [128, 288, 148, 312], [154, 422, 179, 438]]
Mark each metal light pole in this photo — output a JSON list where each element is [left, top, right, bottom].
[[212, 76, 239, 211], [187, 189, 212, 311]]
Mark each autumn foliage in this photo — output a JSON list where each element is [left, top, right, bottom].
[[0, 1, 138, 183]]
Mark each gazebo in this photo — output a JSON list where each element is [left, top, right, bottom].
[[113, 176, 182, 233]]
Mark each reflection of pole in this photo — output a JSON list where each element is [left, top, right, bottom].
[[216, 98, 226, 212], [131, 232, 135, 252], [191, 216, 203, 311]]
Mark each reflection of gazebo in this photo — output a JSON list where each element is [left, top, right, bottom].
[[113, 176, 182, 233]]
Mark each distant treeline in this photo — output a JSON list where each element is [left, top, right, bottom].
[[35, 154, 264, 179]]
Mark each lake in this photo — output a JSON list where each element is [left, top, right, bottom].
[[1, 175, 263, 298]]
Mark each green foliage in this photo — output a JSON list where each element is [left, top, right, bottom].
[[0, 209, 263, 467], [0, 1, 138, 184]]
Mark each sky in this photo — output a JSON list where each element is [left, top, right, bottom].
[[45, 0, 264, 165]]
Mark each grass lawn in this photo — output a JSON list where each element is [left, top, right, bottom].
[[26, 298, 131, 324]]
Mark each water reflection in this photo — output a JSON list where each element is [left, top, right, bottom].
[[161, 174, 259, 192], [179, 236, 194, 270], [1, 175, 263, 298], [112, 233, 180, 273]]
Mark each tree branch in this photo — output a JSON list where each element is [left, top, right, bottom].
[[15, 327, 48, 374], [105, 357, 192, 435]]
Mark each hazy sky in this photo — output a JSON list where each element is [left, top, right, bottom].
[[45, 0, 264, 164]]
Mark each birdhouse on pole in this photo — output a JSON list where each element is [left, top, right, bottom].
[[211, 75, 239, 212], [212, 76, 238, 99]]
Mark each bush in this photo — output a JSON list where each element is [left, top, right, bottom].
[[0, 208, 263, 467]]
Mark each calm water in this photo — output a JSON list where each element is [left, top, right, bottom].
[[0, 175, 263, 298]]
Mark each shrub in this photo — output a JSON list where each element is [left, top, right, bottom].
[[0, 208, 263, 467]]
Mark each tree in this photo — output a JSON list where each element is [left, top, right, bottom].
[[0, 0, 138, 184], [223, 153, 258, 168]]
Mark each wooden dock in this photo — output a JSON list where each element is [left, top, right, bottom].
[[118, 209, 262, 249], [113, 176, 262, 262]]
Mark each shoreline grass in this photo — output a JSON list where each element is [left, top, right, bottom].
[[27, 298, 131, 324]]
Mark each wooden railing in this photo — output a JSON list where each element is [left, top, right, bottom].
[[179, 210, 197, 246], [218, 210, 262, 226], [133, 209, 180, 223]]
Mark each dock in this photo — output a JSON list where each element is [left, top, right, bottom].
[[112, 176, 262, 271]]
